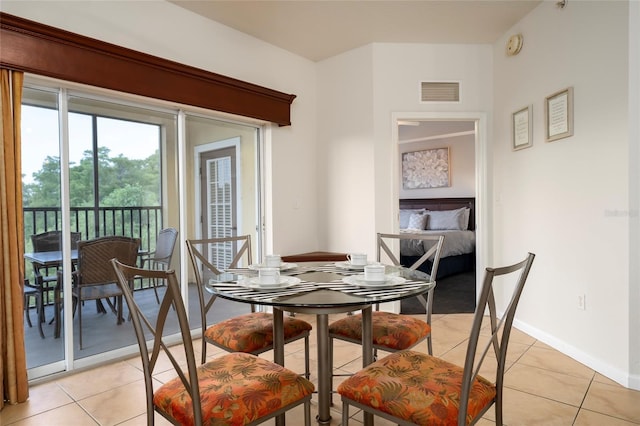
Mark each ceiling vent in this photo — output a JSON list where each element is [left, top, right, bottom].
[[420, 82, 460, 102]]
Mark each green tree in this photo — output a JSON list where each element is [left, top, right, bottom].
[[23, 155, 61, 207], [23, 148, 161, 208]]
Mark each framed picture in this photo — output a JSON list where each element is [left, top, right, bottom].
[[402, 147, 450, 189], [545, 87, 574, 142], [512, 105, 533, 150]]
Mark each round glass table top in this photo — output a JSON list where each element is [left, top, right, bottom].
[[204, 263, 435, 309]]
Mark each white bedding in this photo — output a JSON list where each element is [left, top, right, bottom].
[[399, 229, 475, 258]]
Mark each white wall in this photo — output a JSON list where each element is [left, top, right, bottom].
[[371, 43, 493, 238], [0, 0, 320, 256], [316, 46, 376, 256], [493, 1, 634, 387], [317, 43, 493, 258]]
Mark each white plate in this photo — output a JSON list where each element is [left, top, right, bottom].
[[248, 262, 297, 271], [242, 276, 301, 290], [335, 261, 375, 271], [342, 275, 407, 288]]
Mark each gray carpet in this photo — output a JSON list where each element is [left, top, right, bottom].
[[401, 270, 476, 314]]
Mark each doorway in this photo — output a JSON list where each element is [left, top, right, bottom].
[[393, 112, 489, 310]]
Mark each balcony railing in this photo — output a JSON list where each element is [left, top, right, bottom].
[[23, 206, 163, 291]]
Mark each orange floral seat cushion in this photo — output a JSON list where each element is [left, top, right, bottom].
[[337, 350, 495, 425], [154, 352, 314, 425], [329, 311, 430, 350], [205, 312, 312, 353]]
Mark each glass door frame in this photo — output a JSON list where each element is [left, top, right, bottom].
[[23, 75, 267, 380]]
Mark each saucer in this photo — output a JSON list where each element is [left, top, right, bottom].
[[248, 262, 297, 271], [335, 261, 374, 271], [243, 276, 301, 290], [342, 275, 407, 288]]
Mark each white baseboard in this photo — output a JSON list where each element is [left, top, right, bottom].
[[513, 318, 639, 391]]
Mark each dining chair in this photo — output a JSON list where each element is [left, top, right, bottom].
[[328, 233, 444, 398], [139, 227, 178, 303], [186, 236, 312, 378], [28, 230, 81, 320], [23, 279, 44, 338], [59, 235, 140, 348], [111, 259, 314, 426], [338, 253, 535, 425]]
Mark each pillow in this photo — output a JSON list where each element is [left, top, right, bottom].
[[461, 207, 471, 230], [406, 212, 428, 230], [427, 207, 469, 230], [399, 209, 426, 229]]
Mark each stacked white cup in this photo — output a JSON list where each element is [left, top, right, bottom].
[[364, 264, 386, 282], [347, 253, 367, 266], [258, 267, 280, 285]]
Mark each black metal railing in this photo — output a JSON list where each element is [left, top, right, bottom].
[[24, 206, 163, 291]]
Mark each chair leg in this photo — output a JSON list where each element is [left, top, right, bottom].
[[152, 277, 161, 304], [78, 297, 83, 350], [201, 338, 208, 365], [117, 295, 124, 325], [342, 399, 350, 425], [34, 292, 44, 339], [38, 288, 47, 323], [304, 335, 310, 380], [24, 293, 33, 328], [329, 335, 334, 405], [304, 399, 311, 426], [55, 289, 64, 339]]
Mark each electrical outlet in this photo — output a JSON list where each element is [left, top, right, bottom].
[[577, 294, 586, 310]]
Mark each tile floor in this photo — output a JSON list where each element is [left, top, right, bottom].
[[3, 312, 640, 425]]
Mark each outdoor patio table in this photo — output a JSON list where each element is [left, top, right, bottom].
[[205, 262, 435, 426], [24, 248, 148, 338]]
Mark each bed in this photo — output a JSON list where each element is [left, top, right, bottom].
[[399, 198, 475, 280]]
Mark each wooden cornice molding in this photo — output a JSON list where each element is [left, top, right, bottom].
[[0, 12, 296, 126]]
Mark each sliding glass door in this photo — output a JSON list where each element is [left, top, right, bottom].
[[21, 79, 264, 380]]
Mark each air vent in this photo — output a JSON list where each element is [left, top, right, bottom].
[[420, 82, 460, 102]]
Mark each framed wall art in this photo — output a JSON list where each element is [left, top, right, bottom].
[[512, 105, 533, 150], [402, 147, 450, 189], [545, 87, 574, 142]]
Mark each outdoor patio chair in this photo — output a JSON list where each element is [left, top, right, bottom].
[[28, 230, 81, 320], [23, 279, 44, 339], [140, 227, 178, 303], [63, 235, 140, 349]]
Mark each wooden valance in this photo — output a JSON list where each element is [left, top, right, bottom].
[[0, 13, 296, 126]]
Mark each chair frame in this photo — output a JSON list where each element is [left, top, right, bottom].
[[340, 253, 536, 426], [66, 235, 140, 349], [23, 279, 44, 338], [111, 259, 313, 426], [27, 230, 81, 321], [376, 232, 446, 349], [140, 227, 178, 303], [186, 236, 311, 378], [328, 233, 445, 402]]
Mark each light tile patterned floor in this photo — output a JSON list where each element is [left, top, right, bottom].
[[3, 313, 640, 425]]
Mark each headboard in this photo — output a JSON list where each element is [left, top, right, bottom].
[[399, 197, 475, 230]]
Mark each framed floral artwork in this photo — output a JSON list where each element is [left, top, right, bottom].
[[402, 147, 450, 189]]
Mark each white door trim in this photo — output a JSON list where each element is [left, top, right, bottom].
[[391, 111, 490, 308]]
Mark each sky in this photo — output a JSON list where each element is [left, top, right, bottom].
[[21, 105, 159, 184]]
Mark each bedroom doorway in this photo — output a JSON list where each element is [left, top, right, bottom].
[[393, 113, 487, 313]]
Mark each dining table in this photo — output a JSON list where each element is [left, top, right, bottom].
[[24, 248, 148, 338], [205, 261, 435, 426]]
